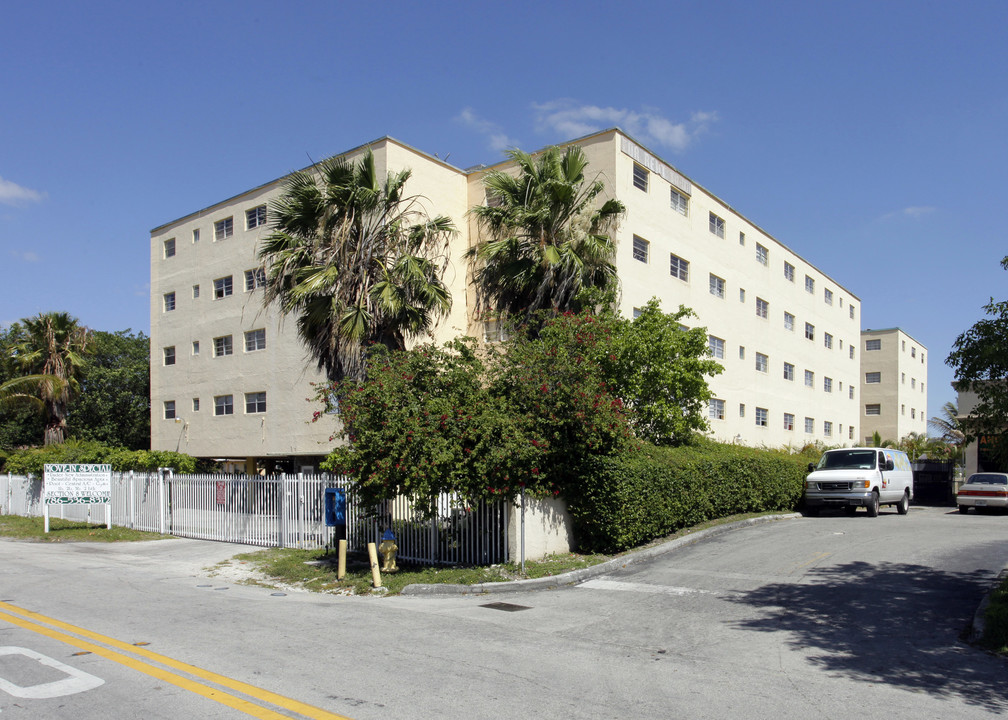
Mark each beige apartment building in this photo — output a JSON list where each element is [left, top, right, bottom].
[[151, 129, 864, 468], [859, 328, 928, 444]]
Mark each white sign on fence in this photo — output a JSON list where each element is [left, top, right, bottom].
[[42, 464, 112, 532]]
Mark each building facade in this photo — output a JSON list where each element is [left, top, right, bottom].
[[859, 328, 928, 444], [151, 129, 865, 467]]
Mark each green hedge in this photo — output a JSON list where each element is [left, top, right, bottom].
[[1, 440, 197, 476], [567, 441, 812, 553]]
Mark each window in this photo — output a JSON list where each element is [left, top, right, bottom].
[[192, 398, 200, 412], [824, 288, 833, 305], [246, 205, 267, 229], [824, 333, 833, 349], [902, 340, 906, 351], [709, 273, 724, 298], [483, 318, 507, 343], [192, 341, 200, 356], [901, 372, 906, 384], [866, 372, 881, 384], [911, 347, 917, 358], [901, 404, 906, 415], [163, 346, 176, 366], [911, 378, 916, 389], [739, 403, 746, 418], [824, 377, 833, 393], [784, 413, 795, 431], [824, 421, 833, 438], [755, 352, 768, 373], [669, 253, 688, 280], [192, 228, 200, 243], [192, 284, 200, 299], [244, 329, 266, 352], [849, 386, 855, 399], [214, 395, 234, 416], [632, 163, 648, 191], [805, 370, 814, 387], [850, 305, 856, 319], [245, 268, 267, 292], [805, 417, 815, 434], [849, 346, 855, 359], [739, 346, 745, 360], [755, 407, 768, 427], [708, 335, 725, 359], [866, 338, 881, 351], [756, 243, 768, 266], [632, 307, 643, 319], [163, 292, 176, 312], [214, 276, 233, 299], [709, 398, 725, 420], [632, 235, 649, 263], [849, 427, 855, 440], [214, 217, 234, 240], [912, 408, 916, 419], [164, 401, 175, 420], [756, 297, 768, 318], [805, 275, 815, 293], [739, 231, 746, 246], [784, 312, 795, 331], [784, 362, 795, 381], [784, 262, 795, 282], [670, 188, 688, 216], [709, 212, 725, 238], [163, 238, 176, 258], [245, 392, 267, 414], [213, 335, 233, 357], [739, 288, 746, 303], [866, 404, 881, 415], [805, 322, 815, 341]]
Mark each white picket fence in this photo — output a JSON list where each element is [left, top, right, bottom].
[[0, 471, 509, 565]]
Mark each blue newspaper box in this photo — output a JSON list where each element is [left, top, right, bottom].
[[324, 488, 347, 527]]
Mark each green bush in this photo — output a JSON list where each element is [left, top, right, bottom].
[[1, 440, 196, 476], [567, 440, 810, 552]]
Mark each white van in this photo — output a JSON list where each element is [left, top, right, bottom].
[[803, 447, 914, 517]]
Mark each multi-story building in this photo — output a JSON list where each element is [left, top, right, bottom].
[[151, 129, 863, 468], [859, 328, 928, 444]]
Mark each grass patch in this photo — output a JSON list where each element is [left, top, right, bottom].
[[982, 573, 1008, 653], [0, 515, 172, 542], [216, 511, 787, 596]]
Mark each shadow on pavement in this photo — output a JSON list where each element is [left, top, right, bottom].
[[729, 557, 1008, 711]]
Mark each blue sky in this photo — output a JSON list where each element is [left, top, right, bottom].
[[2, 0, 1006, 427]]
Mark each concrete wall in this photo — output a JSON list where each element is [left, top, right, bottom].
[[860, 328, 928, 443], [507, 495, 574, 561]]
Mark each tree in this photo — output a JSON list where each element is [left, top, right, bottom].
[[928, 401, 964, 461], [599, 299, 723, 445], [258, 149, 455, 383], [0, 324, 45, 448], [466, 145, 626, 327], [70, 330, 150, 450], [7, 312, 90, 445], [946, 256, 1008, 467]]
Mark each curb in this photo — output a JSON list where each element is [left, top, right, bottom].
[[969, 567, 1008, 643], [400, 512, 802, 597]]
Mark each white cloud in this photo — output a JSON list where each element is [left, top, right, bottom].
[[9, 249, 39, 262], [455, 108, 521, 154], [0, 176, 45, 205], [532, 100, 718, 151], [880, 206, 937, 221]]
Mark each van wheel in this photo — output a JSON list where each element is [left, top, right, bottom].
[[866, 491, 880, 517], [896, 491, 910, 515]]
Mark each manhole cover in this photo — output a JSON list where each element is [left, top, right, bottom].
[[480, 602, 531, 612]]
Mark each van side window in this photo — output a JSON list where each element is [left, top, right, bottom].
[[878, 451, 886, 468]]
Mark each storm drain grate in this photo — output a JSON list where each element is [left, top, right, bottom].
[[480, 602, 531, 612]]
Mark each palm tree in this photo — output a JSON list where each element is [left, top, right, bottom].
[[8, 312, 89, 445], [258, 149, 455, 383], [466, 145, 625, 327], [928, 400, 965, 462]]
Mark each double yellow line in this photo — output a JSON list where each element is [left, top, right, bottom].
[[0, 600, 352, 720]]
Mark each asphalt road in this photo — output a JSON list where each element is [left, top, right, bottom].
[[1, 505, 1007, 719]]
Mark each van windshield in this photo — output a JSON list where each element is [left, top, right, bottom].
[[816, 450, 877, 470]]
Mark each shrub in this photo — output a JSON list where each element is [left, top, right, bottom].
[[2, 440, 196, 476], [567, 440, 809, 552]]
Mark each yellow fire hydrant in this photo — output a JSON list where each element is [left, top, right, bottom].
[[378, 529, 398, 572]]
